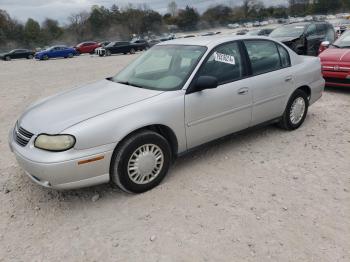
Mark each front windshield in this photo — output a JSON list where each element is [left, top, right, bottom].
[[111, 45, 207, 91], [333, 31, 350, 48], [270, 24, 306, 38], [106, 42, 115, 47]]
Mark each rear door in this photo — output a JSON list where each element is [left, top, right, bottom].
[[185, 41, 253, 148], [243, 39, 294, 125]]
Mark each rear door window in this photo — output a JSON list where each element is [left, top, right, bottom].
[[244, 40, 281, 75]]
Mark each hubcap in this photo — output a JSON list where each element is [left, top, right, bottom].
[[127, 144, 164, 185], [290, 97, 305, 125]]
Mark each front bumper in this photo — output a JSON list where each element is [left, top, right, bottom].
[[9, 127, 114, 190], [322, 70, 350, 87]]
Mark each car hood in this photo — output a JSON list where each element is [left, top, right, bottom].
[[19, 79, 164, 134], [271, 36, 300, 43], [319, 48, 350, 62]]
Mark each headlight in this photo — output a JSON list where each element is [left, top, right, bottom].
[[34, 134, 75, 152]]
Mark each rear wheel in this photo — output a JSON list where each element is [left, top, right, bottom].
[[111, 130, 172, 193], [279, 89, 309, 130], [27, 54, 34, 59]]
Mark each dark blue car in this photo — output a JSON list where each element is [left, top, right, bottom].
[[35, 46, 78, 60]]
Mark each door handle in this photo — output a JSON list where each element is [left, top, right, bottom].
[[238, 87, 249, 95], [285, 76, 293, 82]]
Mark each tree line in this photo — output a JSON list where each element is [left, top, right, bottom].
[[0, 0, 349, 50]]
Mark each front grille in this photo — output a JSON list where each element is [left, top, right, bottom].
[[324, 77, 350, 85], [14, 124, 34, 147]]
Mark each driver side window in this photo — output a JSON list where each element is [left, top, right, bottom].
[[197, 42, 244, 85], [306, 24, 317, 36]]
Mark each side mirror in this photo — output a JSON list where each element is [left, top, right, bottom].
[[321, 41, 330, 48], [194, 76, 218, 92]]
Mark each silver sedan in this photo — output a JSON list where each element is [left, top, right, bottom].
[[9, 36, 324, 193]]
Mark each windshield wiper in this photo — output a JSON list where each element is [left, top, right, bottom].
[[117, 81, 144, 89]]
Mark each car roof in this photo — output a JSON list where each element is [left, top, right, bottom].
[[158, 35, 278, 48]]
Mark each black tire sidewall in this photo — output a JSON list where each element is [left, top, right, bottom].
[[112, 132, 171, 193], [284, 90, 309, 130]]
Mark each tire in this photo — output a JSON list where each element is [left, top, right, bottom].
[[43, 55, 49, 60], [68, 53, 73, 58], [111, 130, 172, 193], [5, 56, 11, 61], [106, 50, 111, 56], [130, 48, 136, 54], [279, 89, 309, 130], [27, 55, 33, 59]]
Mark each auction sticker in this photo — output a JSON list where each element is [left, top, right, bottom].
[[214, 52, 236, 65]]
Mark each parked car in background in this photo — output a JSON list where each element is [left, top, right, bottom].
[[75, 41, 101, 54], [95, 41, 147, 56], [246, 28, 275, 36], [227, 23, 240, 29], [319, 30, 350, 87], [328, 19, 350, 36], [130, 39, 150, 50], [270, 22, 336, 56], [99, 41, 111, 48], [148, 39, 161, 47], [35, 46, 78, 60], [0, 49, 35, 61], [236, 29, 249, 35], [10, 36, 324, 193]]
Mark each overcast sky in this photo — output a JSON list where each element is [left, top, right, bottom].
[[0, 0, 287, 25]]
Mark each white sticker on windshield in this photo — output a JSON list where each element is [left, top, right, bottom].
[[214, 52, 236, 65]]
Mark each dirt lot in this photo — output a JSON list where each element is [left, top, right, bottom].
[[0, 54, 349, 262]]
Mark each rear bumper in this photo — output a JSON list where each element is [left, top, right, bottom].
[[9, 129, 114, 190], [309, 78, 325, 105]]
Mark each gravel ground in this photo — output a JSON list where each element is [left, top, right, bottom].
[[0, 54, 349, 262]]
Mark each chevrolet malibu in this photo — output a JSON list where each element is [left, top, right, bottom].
[[9, 36, 324, 193], [319, 30, 350, 87]]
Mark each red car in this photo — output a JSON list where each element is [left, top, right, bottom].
[[319, 31, 350, 87], [75, 41, 101, 54]]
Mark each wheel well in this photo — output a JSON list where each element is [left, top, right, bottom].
[[118, 125, 179, 158], [297, 85, 311, 99]]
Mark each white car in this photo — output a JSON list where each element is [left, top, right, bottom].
[[9, 36, 324, 193]]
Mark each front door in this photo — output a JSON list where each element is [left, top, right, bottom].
[[185, 41, 252, 148]]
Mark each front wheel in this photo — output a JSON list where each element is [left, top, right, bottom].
[[42, 55, 49, 60], [279, 89, 309, 130], [130, 48, 136, 54], [27, 55, 34, 59], [68, 53, 73, 58], [111, 130, 172, 193], [5, 56, 11, 61]]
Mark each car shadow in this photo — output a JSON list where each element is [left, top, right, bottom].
[[325, 86, 350, 95]]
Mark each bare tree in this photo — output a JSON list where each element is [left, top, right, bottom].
[[168, 1, 178, 16], [68, 11, 90, 42]]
